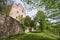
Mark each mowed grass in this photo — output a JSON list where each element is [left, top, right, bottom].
[[0, 32, 57, 40]]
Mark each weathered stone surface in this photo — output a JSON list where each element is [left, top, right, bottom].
[[0, 14, 23, 38]]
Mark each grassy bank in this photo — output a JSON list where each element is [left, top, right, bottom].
[[0, 32, 58, 40]]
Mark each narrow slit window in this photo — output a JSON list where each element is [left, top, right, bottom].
[[17, 11, 19, 13]]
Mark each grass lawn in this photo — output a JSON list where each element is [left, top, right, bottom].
[[0, 32, 58, 40]]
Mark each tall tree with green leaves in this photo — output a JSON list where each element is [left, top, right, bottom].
[[24, 16, 32, 32], [34, 11, 46, 32], [30, 20, 36, 31]]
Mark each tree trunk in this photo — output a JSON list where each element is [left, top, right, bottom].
[[29, 27, 32, 32], [40, 22, 43, 32]]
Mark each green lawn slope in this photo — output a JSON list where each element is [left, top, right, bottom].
[[0, 33, 58, 40]]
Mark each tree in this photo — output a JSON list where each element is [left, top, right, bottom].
[[34, 11, 46, 32], [30, 20, 36, 31], [24, 16, 31, 27], [0, 0, 6, 13], [24, 16, 31, 32], [0, 0, 11, 15], [30, 20, 35, 28]]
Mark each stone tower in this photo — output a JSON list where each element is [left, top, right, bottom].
[[9, 3, 26, 21], [0, 3, 26, 38]]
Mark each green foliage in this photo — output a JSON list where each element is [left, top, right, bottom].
[[0, 0, 6, 13], [30, 20, 35, 28], [24, 16, 31, 27], [26, 0, 31, 4], [41, 0, 60, 10], [18, 15, 24, 24], [34, 11, 46, 32], [24, 16, 36, 32], [0, 0, 11, 15], [24, 16, 31, 31]]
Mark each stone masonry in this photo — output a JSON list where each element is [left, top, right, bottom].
[[0, 14, 23, 38]]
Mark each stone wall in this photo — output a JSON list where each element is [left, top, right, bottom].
[[9, 3, 26, 21], [0, 14, 23, 38]]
